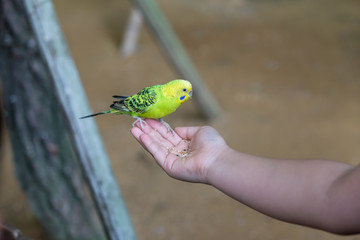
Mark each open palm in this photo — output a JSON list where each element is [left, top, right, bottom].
[[131, 119, 227, 183]]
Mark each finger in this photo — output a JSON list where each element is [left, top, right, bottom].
[[130, 127, 145, 148], [139, 133, 170, 167], [130, 126, 143, 142], [137, 119, 174, 150], [145, 119, 183, 146], [175, 126, 201, 140]]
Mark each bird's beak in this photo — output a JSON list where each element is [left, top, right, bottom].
[[189, 90, 193, 98]]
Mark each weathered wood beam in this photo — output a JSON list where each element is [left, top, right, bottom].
[[0, 1, 106, 239], [0, 0, 137, 239], [120, 7, 143, 56], [128, 0, 221, 120]]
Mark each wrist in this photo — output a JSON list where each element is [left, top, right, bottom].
[[203, 145, 235, 185]]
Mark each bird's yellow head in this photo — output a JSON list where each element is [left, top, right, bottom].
[[163, 79, 193, 104]]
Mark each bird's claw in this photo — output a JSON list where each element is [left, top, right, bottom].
[[159, 118, 175, 135], [132, 117, 147, 130]]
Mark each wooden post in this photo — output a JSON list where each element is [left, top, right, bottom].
[[0, 96, 3, 163], [0, 1, 106, 239], [120, 7, 143, 56], [128, 0, 221, 120], [0, 0, 137, 240]]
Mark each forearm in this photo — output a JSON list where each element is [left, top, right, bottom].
[[206, 147, 358, 234]]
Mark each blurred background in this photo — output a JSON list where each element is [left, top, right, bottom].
[[1, 0, 360, 239]]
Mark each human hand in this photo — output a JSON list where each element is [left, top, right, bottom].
[[131, 119, 228, 183]]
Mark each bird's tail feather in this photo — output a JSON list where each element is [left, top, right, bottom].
[[80, 111, 110, 119], [113, 95, 129, 99]]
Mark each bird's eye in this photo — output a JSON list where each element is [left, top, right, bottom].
[[182, 88, 187, 92]]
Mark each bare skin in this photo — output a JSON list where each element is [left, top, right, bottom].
[[131, 119, 360, 235]]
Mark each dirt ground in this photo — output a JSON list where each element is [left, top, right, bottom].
[[1, 0, 360, 239]]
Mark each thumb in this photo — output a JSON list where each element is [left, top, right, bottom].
[[175, 126, 201, 140]]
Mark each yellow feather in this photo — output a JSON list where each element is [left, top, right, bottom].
[[80, 79, 192, 131], [139, 80, 192, 119]]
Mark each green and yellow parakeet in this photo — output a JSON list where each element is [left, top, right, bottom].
[[80, 79, 193, 132]]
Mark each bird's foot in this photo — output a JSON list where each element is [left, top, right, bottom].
[[132, 117, 147, 130], [159, 118, 175, 135]]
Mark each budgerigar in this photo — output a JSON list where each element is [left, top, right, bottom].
[[80, 79, 193, 132]]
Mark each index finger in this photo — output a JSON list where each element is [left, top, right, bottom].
[[145, 119, 183, 146]]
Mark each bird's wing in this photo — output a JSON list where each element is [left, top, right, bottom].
[[124, 86, 158, 114], [110, 101, 130, 112], [110, 96, 131, 112]]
